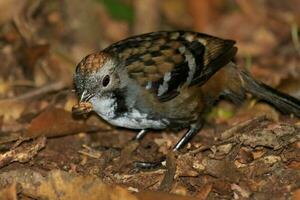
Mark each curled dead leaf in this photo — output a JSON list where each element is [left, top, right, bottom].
[[25, 107, 103, 138]]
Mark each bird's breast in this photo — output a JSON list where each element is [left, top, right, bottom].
[[107, 109, 169, 130], [90, 96, 169, 130]]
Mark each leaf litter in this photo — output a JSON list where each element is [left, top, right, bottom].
[[0, 0, 299, 199]]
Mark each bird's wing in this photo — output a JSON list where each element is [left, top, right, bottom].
[[105, 31, 237, 102]]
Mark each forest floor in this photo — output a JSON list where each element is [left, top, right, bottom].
[[0, 0, 300, 199]]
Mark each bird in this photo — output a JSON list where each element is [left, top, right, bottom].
[[72, 30, 300, 153]]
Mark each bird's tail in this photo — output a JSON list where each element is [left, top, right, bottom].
[[239, 70, 300, 117]]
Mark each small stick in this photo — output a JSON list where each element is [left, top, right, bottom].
[[158, 151, 176, 192], [0, 136, 46, 168], [0, 81, 67, 102]]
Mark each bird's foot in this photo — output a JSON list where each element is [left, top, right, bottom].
[[134, 156, 166, 169]]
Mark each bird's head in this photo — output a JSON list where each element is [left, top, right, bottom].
[[72, 52, 121, 115]]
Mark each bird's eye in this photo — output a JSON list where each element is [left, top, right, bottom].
[[102, 75, 110, 87]]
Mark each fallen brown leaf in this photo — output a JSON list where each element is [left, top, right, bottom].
[[236, 147, 254, 164], [293, 188, 300, 200], [196, 183, 212, 200], [0, 183, 17, 200], [18, 44, 50, 80], [0, 169, 201, 200], [0, 169, 138, 200], [287, 161, 300, 170], [25, 107, 104, 138]]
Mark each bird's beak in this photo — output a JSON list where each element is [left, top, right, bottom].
[[72, 91, 93, 115], [80, 90, 87, 102]]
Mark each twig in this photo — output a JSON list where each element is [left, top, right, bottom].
[[291, 23, 300, 56], [1, 123, 28, 135], [0, 136, 46, 168], [0, 81, 67, 102], [13, 0, 42, 45], [117, 140, 139, 170], [220, 115, 268, 140], [78, 145, 103, 159], [158, 151, 176, 192]]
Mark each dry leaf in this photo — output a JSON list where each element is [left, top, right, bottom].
[[0, 183, 17, 200], [25, 107, 102, 138], [0, 169, 200, 200], [196, 184, 212, 200], [0, 100, 26, 123]]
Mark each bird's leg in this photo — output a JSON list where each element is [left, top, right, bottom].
[[133, 129, 166, 169], [173, 120, 204, 151], [134, 156, 166, 169], [135, 119, 204, 169], [133, 129, 148, 141]]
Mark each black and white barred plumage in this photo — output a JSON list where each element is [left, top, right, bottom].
[[103, 31, 237, 101]]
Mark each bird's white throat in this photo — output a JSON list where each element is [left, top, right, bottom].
[[91, 96, 117, 119]]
